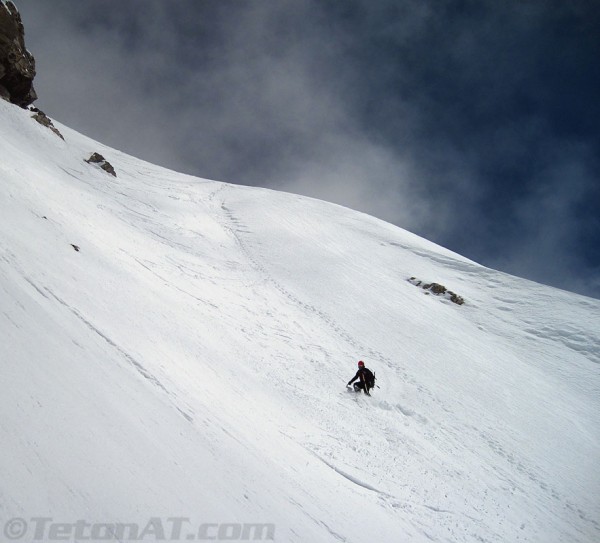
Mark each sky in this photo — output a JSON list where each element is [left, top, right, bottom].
[[15, 0, 600, 299]]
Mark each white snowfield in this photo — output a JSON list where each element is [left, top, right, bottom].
[[1, 99, 599, 543]]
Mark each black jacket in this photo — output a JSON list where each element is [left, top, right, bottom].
[[348, 367, 374, 387]]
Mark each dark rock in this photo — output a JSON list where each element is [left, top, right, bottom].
[[86, 152, 106, 164], [0, 80, 10, 101], [31, 108, 64, 139], [100, 161, 117, 177], [427, 283, 447, 295], [71, 244, 80, 252], [449, 293, 465, 306], [408, 276, 465, 306], [0, 1, 37, 107], [85, 152, 117, 177]]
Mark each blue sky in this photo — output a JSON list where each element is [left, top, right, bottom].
[[18, 0, 599, 298]]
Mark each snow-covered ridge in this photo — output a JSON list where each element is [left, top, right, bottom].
[[1, 99, 599, 543]]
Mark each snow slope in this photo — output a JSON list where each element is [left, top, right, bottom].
[[1, 99, 599, 543]]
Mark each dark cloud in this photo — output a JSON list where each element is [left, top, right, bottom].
[[17, 0, 600, 298]]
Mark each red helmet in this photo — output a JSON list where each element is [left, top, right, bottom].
[[358, 360, 365, 367]]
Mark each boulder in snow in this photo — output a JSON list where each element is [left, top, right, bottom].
[[85, 152, 117, 177], [409, 277, 465, 305], [30, 107, 64, 140]]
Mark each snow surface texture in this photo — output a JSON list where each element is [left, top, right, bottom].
[[1, 100, 599, 543]]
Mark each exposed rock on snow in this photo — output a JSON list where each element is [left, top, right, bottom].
[[30, 107, 64, 140], [85, 151, 117, 177], [408, 277, 465, 305], [0, 0, 37, 107]]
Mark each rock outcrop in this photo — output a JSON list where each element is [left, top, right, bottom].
[[408, 277, 466, 305], [85, 152, 117, 177], [30, 106, 64, 139], [0, 0, 37, 107]]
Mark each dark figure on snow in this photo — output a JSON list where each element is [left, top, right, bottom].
[[347, 360, 375, 395]]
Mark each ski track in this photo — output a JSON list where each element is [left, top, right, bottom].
[[216, 189, 453, 428], [1, 247, 195, 424], [43, 285, 196, 424], [217, 189, 441, 405]]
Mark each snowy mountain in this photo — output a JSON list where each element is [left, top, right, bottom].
[[1, 98, 599, 543]]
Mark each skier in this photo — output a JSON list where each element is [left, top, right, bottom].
[[347, 360, 375, 395]]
